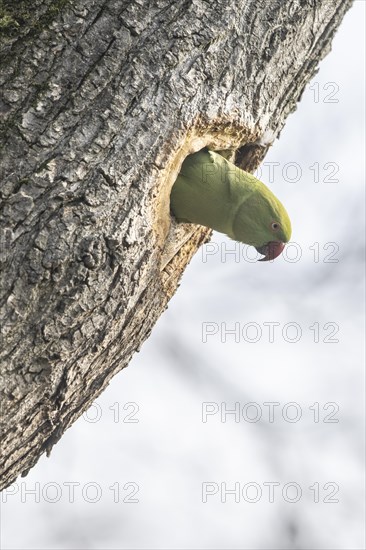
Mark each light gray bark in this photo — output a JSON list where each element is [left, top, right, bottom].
[[0, 0, 353, 489]]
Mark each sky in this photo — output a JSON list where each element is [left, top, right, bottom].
[[1, 2, 365, 549]]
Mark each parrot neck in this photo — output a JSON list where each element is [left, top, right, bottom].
[[170, 150, 255, 238]]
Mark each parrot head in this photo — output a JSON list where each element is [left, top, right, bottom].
[[170, 148, 292, 262], [232, 182, 292, 262]]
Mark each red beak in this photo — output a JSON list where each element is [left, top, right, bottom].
[[256, 241, 285, 262]]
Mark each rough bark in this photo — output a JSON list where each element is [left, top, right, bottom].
[[0, 0, 353, 489]]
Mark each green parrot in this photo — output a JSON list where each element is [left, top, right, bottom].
[[170, 148, 291, 261]]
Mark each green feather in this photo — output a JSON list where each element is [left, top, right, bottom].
[[170, 149, 291, 249]]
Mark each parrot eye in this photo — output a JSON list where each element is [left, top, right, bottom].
[[271, 222, 280, 231]]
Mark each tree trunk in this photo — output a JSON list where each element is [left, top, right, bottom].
[[0, 0, 353, 489]]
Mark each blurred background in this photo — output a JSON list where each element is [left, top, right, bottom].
[[1, 2, 365, 549]]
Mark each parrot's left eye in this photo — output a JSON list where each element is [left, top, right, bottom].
[[271, 222, 280, 231]]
